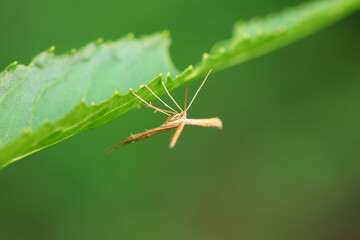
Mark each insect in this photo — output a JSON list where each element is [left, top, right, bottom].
[[106, 69, 222, 153]]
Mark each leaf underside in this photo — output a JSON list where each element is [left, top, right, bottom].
[[0, 0, 359, 168]]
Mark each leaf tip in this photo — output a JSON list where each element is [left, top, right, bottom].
[[70, 48, 77, 54], [202, 53, 209, 60], [158, 73, 163, 77], [91, 101, 95, 106], [81, 98, 86, 104], [96, 37, 104, 44], [113, 90, 119, 95], [162, 30, 170, 38], [166, 72, 171, 77], [49, 45, 56, 52], [188, 65, 193, 70], [6, 61, 18, 71], [42, 119, 49, 124], [127, 32, 135, 39]]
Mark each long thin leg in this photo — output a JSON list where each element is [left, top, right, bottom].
[[130, 89, 171, 116], [143, 85, 178, 114], [145, 104, 174, 114], [186, 69, 212, 112], [184, 86, 189, 110], [161, 81, 183, 112], [169, 121, 185, 148]]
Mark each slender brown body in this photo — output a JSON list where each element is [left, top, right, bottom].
[[106, 116, 222, 153], [106, 69, 222, 153]]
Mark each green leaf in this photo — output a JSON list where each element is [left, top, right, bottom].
[[0, 33, 181, 167], [189, 0, 360, 78], [0, 0, 359, 168]]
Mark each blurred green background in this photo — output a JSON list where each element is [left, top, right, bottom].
[[1, 0, 360, 239]]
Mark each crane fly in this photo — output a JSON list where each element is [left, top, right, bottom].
[[105, 69, 222, 153]]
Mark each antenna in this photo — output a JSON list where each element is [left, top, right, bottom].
[[184, 86, 189, 110], [143, 85, 177, 114], [162, 81, 183, 112], [186, 69, 212, 112]]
